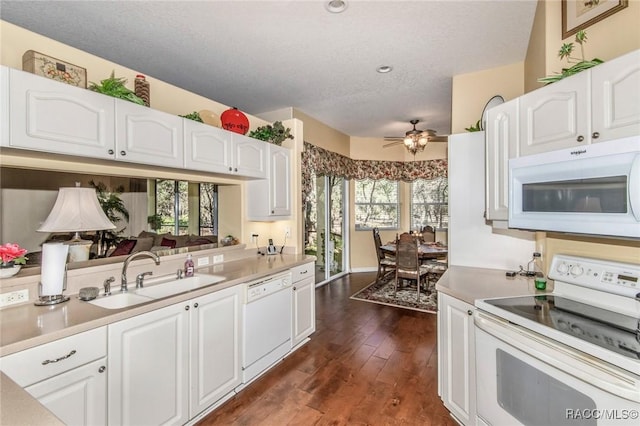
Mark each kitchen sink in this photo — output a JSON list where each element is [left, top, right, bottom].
[[88, 293, 154, 310], [134, 273, 226, 299]]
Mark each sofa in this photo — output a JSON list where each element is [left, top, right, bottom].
[[109, 231, 218, 257]]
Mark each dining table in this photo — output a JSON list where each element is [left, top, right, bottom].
[[380, 242, 448, 260]]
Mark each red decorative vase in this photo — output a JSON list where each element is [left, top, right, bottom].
[[220, 107, 249, 135]]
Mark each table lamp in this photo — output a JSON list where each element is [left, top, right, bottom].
[[38, 184, 116, 263]]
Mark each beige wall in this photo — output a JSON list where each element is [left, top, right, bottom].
[[292, 108, 350, 157], [451, 62, 525, 134], [524, 0, 548, 93]]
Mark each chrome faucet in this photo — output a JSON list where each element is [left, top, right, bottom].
[[121, 251, 161, 293]]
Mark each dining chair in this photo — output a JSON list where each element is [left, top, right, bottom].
[[373, 227, 395, 282], [420, 225, 436, 243], [394, 232, 430, 301]]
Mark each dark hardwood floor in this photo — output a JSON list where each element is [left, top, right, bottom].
[[198, 272, 456, 426]]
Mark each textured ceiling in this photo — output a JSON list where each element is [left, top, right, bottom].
[[0, 0, 537, 139]]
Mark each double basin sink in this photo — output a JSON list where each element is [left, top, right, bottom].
[[88, 274, 226, 309]]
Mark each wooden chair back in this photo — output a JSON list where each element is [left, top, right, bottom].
[[420, 226, 436, 243]]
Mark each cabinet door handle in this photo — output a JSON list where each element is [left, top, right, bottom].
[[467, 310, 473, 316], [576, 135, 584, 142], [98, 366, 106, 373], [185, 305, 190, 311], [108, 149, 114, 155], [234, 167, 238, 172], [194, 303, 199, 308], [42, 350, 76, 365], [293, 286, 297, 291], [229, 167, 232, 171], [120, 150, 126, 156], [592, 131, 600, 139]]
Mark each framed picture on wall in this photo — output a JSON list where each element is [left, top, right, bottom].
[[562, 0, 628, 39]]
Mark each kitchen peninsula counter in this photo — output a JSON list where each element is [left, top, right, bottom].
[[435, 264, 552, 305], [0, 253, 314, 356]]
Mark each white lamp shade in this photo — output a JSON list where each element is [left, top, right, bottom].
[[38, 187, 116, 232]]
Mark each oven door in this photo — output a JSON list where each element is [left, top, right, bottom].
[[508, 135, 640, 238], [475, 310, 640, 426]]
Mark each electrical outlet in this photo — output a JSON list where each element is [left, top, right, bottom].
[[0, 289, 29, 307], [213, 254, 224, 264], [197, 256, 209, 267], [285, 227, 291, 238]]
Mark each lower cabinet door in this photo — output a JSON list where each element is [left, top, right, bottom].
[[25, 358, 107, 426], [292, 276, 315, 347], [189, 286, 242, 418], [108, 303, 189, 426]]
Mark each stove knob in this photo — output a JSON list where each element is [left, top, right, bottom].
[[556, 262, 569, 275], [570, 264, 584, 277]]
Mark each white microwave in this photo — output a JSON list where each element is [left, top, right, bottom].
[[509, 136, 640, 238]]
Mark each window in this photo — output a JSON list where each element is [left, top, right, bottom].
[[355, 179, 399, 229], [411, 177, 448, 230], [154, 180, 217, 236]]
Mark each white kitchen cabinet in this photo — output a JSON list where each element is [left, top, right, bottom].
[[115, 99, 184, 168], [184, 120, 267, 178], [485, 99, 519, 222], [291, 262, 315, 348], [246, 143, 292, 221], [232, 133, 267, 178], [590, 49, 640, 143], [519, 70, 589, 156], [108, 302, 190, 426], [519, 49, 640, 156], [184, 119, 234, 173], [438, 292, 476, 426], [5, 67, 116, 158], [189, 285, 242, 418], [1, 66, 9, 145], [26, 358, 107, 426], [0, 327, 107, 426]]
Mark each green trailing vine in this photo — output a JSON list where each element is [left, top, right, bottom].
[[538, 31, 603, 85], [180, 111, 203, 122], [465, 119, 482, 132]]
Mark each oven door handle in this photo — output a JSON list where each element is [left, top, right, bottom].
[[475, 310, 640, 403]]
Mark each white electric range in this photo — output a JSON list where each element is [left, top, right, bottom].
[[474, 254, 640, 426]]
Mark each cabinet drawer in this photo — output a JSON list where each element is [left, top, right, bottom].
[[290, 262, 314, 283], [0, 327, 107, 387]]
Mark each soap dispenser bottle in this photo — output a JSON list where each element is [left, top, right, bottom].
[[184, 254, 195, 278]]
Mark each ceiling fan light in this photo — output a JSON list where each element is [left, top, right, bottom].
[[418, 136, 428, 146], [404, 137, 413, 147]]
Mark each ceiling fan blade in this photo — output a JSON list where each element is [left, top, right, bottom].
[[383, 141, 403, 148], [383, 136, 403, 141], [429, 136, 448, 142]]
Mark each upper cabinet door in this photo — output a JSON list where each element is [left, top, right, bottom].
[[184, 120, 234, 173], [591, 49, 640, 143], [269, 144, 291, 216], [519, 71, 589, 156], [232, 134, 267, 179], [485, 99, 519, 221], [8, 68, 115, 158], [115, 99, 184, 168]]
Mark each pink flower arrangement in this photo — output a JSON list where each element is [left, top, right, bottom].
[[0, 243, 28, 266]]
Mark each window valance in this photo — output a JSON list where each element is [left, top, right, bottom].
[[301, 141, 448, 203]]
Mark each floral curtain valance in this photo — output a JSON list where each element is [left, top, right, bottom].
[[301, 141, 448, 203]]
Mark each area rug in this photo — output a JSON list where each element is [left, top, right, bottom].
[[350, 275, 438, 314]]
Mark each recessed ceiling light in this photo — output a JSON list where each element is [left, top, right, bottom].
[[325, 0, 348, 14], [376, 65, 393, 74]]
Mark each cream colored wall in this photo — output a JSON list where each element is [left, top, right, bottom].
[[292, 108, 350, 157], [524, 0, 547, 93], [450, 62, 524, 134], [349, 136, 447, 162]]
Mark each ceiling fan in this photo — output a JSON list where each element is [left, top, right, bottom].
[[383, 119, 448, 154]]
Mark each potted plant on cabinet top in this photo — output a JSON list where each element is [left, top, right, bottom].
[[248, 121, 294, 146], [538, 30, 603, 85]]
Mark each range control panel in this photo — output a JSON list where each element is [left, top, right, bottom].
[[549, 254, 640, 297]]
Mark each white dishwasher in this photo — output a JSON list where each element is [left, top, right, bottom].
[[242, 272, 293, 383]]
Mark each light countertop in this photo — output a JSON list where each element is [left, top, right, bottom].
[[0, 254, 314, 426], [435, 264, 553, 305]]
